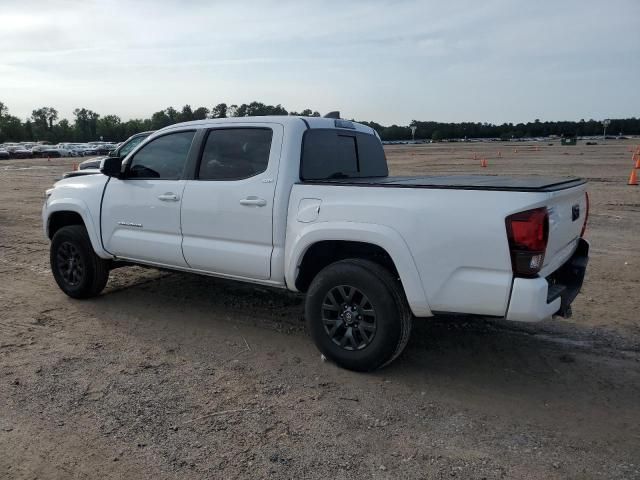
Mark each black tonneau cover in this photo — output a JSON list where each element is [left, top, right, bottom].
[[301, 175, 585, 192]]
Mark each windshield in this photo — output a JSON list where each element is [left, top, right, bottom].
[[117, 134, 148, 158]]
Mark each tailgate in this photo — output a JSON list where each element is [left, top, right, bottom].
[[543, 184, 588, 273]]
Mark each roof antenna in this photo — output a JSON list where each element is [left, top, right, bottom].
[[323, 111, 340, 119]]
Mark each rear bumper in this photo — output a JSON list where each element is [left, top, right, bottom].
[[505, 239, 589, 322]]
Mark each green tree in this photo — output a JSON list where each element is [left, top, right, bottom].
[[234, 102, 287, 117], [73, 108, 100, 141], [165, 107, 179, 123], [46, 108, 58, 130], [97, 115, 122, 141], [31, 108, 49, 131], [122, 118, 152, 138], [211, 103, 228, 118], [179, 104, 194, 122], [31, 107, 58, 130], [193, 106, 209, 120], [0, 115, 25, 142], [52, 119, 73, 142], [24, 120, 33, 140], [31, 107, 59, 141], [150, 110, 172, 130], [290, 108, 321, 116]]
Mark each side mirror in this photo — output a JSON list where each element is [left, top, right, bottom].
[[100, 157, 123, 178]]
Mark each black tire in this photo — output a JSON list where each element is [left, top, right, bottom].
[[50, 225, 110, 299], [305, 259, 412, 372]]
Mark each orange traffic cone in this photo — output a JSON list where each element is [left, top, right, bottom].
[[634, 154, 640, 169], [629, 169, 639, 185], [481, 158, 487, 168]]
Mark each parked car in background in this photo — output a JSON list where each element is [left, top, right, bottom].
[[12, 147, 33, 159], [42, 145, 73, 158], [78, 131, 154, 170], [31, 144, 51, 157], [98, 144, 117, 155], [80, 145, 98, 156], [2, 144, 22, 156], [0, 149, 10, 160], [67, 144, 91, 157]]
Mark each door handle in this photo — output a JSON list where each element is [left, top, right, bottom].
[[240, 196, 267, 207], [158, 193, 180, 202]]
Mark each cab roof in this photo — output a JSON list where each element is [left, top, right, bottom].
[[157, 116, 376, 136]]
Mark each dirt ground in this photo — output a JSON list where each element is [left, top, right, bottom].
[[1, 141, 639, 480]]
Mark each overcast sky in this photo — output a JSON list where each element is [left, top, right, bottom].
[[1, 0, 639, 125]]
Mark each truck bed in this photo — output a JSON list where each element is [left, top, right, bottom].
[[301, 175, 585, 192]]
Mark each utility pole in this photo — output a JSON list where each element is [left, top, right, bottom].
[[602, 119, 610, 142]]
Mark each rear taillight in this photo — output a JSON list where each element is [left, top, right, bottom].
[[580, 191, 589, 238], [505, 207, 549, 277]]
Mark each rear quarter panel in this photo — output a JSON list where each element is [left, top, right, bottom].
[[286, 184, 560, 317]]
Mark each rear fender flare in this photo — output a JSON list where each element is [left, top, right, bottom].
[[286, 222, 432, 317]]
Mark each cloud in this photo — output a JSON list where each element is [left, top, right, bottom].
[[0, 0, 638, 124]]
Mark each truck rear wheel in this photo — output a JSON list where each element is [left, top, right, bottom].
[[305, 259, 412, 371], [50, 225, 110, 299]]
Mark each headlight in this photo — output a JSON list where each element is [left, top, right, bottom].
[[44, 188, 54, 202]]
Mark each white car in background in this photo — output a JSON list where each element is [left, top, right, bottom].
[[67, 144, 91, 157], [42, 144, 73, 158]]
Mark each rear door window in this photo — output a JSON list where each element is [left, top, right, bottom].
[[198, 128, 273, 181]]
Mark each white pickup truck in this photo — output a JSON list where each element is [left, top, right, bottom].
[[43, 116, 589, 371]]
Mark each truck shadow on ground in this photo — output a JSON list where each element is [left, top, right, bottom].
[[95, 268, 640, 390]]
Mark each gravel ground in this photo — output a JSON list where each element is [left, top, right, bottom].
[[1, 141, 639, 479]]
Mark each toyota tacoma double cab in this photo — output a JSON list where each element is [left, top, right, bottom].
[[43, 116, 589, 371]]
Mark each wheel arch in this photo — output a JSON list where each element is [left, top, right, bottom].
[[286, 222, 432, 317], [45, 200, 110, 258]]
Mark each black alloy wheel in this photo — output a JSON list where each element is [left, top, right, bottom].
[[321, 285, 377, 351]]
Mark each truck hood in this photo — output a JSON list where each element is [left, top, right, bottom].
[[61, 168, 103, 179], [53, 171, 109, 190]]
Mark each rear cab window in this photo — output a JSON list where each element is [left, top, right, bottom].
[[300, 129, 388, 181]]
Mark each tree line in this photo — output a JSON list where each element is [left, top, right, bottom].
[[0, 100, 638, 144], [364, 118, 640, 142]]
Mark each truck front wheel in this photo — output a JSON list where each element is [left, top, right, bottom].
[[50, 225, 110, 299], [305, 259, 412, 371]]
